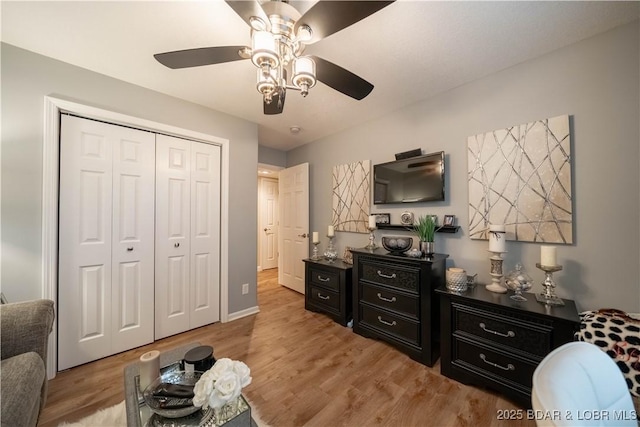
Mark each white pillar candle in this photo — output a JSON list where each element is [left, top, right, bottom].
[[327, 225, 335, 237], [541, 246, 557, 266], [138, 350, 160, 391], [488, 224, 506, 253], [312, 232, 319, 244], [368, 215, 376, 229]]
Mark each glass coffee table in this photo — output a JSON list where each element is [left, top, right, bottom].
[[124, 342, 255, 427]]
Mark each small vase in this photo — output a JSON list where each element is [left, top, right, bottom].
[[213, 397, 240, 427], [420, 241, 434, 256]]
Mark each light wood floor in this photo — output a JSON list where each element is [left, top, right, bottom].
[[39, 269, 534, 426]]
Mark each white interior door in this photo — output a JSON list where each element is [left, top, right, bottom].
[[155, 134, 191, 339], [189, 142, 221, 328], [260, 177, 279, 270], [58, 115, 155, 370], [278, 163, 309, 293], [110, 124, 156, 354]]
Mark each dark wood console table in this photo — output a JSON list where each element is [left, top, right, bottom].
[[436, 286, 580, 408], [351, 248, 448, 366]]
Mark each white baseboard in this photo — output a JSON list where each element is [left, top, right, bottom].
[[226, 305, 260, 322]]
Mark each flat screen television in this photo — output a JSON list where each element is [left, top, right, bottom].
[[373, 151, 445, 204]]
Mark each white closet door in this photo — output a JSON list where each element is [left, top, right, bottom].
[[190, 142, 221, 328], [110, 126, 156, 353], [58, 115, 155, 370], [155, 134, 191, 339]]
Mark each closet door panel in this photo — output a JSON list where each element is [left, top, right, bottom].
[[156, 134, 191, 339], [59, 115, 114, 370], [111, 129, 155, 353], [190, 143, 221, 328]]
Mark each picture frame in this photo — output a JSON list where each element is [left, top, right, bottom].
[[343, 246, 354, 264], [443, 215, 455, 226], [374, 213, 391, 225]]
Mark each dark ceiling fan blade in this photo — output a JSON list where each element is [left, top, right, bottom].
[[154, 46, 249, 69], [225, 0, 270, 31], [311, 56, 374, 100], [264, 89, 286, 115], [295, 1, 394, 44]]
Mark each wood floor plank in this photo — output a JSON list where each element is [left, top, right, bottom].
[[38, 268, 533, 426]]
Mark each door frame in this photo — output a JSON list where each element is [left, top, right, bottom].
[[42, 96, 230, 379]]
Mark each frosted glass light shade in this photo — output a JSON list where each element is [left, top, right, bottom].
[[292, 57, 316, 89], [256, 68, 277, 95], [251, 31, 279, 68]]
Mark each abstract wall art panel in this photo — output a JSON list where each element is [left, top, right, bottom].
[[332, 160, 371, 233], [468, 115, 573, 244]]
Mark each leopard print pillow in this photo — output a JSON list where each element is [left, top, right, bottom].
[[576, 308, 640, 397]]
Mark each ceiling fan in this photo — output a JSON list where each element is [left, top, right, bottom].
[[154, 0, 395, 115]]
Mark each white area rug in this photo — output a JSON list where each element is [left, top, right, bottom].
[[57, 400, 269, 427]]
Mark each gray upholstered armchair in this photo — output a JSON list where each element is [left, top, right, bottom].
[[1, 299, 55, 427]]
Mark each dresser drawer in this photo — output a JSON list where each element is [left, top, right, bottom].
[[309, 286, 340, 311], [453, 337, 537, 390], [361, 262, 419, 293], [360, 304, 420, 346], [361, 283, 419, 320], [453, 304, 551, 357], [309, 268, 339, 292]]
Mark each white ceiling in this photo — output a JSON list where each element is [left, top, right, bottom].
[[2, 1, 638, 151]]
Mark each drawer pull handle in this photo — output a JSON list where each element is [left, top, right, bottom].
[[479, 322, 515, 338], [317, 293, 330, 300], [377, 270, 397, 280], [377, 316, 397, 327], [377, 293, 397, 303], [317, 275, 330, 282], [480, 353, 515, 371]]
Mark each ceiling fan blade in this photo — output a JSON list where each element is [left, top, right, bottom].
[[154, 46, 248, 69], [295, 1, 394, 44], [264, 90, 286, 115], [225, 0, 270, 31], [311, 56, 374, 100]]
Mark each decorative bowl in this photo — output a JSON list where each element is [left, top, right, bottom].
[[505, 263, 533, 301], [381, 236, 413, 254], [143, 370, 202, 418]]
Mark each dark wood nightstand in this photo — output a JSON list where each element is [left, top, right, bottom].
[[436, 286, 580, 408], [303, 258, 353, 326]]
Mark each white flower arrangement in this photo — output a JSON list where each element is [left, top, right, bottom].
[[192, 358, 252, 410]]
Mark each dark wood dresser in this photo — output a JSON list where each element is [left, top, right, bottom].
[[351, 248, 448, 366], [303, 258, 353, 326], [436, 286, 580, 407]]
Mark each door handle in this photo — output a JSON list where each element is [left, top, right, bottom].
[[127, 247, 133, 252], [264, 228, 269, 232], [298, 233, 308, 238], [174, 242, 180, 248]]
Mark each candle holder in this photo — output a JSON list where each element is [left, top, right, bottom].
[[311, 242, 320, 260], [486, 250, 507, 294], [535, 263, 565, 306], [365, 226, 377, 250], [324, 236, 337, 262]]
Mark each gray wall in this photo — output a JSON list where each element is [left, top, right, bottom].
[[258, 145, 287, 167], [288, 21, 640, 313], [1, 43, 258, 314]]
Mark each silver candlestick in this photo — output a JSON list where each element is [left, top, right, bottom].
[[535, 263, 565, 306], [311, 242, 320, 260], [486, 250, 507, 294], [365, 226, 377, 250]]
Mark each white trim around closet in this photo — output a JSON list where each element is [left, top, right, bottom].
[[42, 96, 230, 379]]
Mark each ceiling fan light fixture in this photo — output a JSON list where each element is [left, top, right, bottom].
[[251, 31, 279, 68], [256, 68, 277, 96], [292, 56, 316, 97]]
